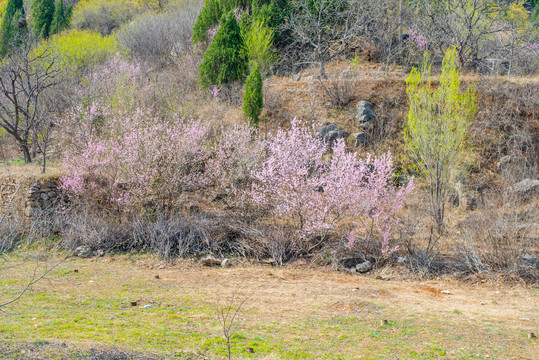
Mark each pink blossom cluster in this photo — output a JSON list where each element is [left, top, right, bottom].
[[524, 41, 539, 56], [234, 7, 248, 23], [207, 24, 220, 41], [246, 118, 414, 251], [59, 103, 212, 210], [210, 85, 220, 101], [407, 28, 427, 53]]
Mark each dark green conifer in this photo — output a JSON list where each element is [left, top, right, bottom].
[[199, 12, 248, 89], [243, 64, 263, 126], [31, 0, 56, 39], [0, 0, 25, 56], [192, 0, 222, 43]]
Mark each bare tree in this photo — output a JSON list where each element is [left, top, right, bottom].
[[0, 36, 62, 164], [413, 0, 509, 70], [284, 0, 383, 78], [216, 286, 259, 360]]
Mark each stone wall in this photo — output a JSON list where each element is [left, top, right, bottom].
[[0, 176, 61, 217]]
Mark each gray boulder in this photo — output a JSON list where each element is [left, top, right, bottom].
[[511, 179, 539, 197], [318, 122, 350, 147], [354, 101, 375, 124], [340, 257, 364, 268], [356, 260, 373, 273], [352, 132, 367, 147], [75, 246, 93, 258], [520, 253, 539, 268]]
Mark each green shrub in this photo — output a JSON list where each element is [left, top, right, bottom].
[[243, 63, 263, 126], [243, 17, 278, 74], [199, 11, 247, 89], [0, 0, 25, 56], [405, 47, 477, 232], [30, 0, 55, 39], [192, 0, 222, 43], [50, 0, 73, 35]]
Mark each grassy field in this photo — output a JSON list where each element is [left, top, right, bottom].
[[1, 253, 537, 359]]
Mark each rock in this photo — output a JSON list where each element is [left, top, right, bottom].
[[221, 258, 232, 268], [43, 200, 52, 208], [356, 260, 372, 273], [354, 101, 375, 124], [498, 156, 526, 173], [340, 257, 364, 268], [40, 193, 49, 201], [75, 246, 93, 258], [202, 255, 221, 267], [352, 132, 367, 147], [511, 179, 539, 197], [318, 123, 350, 147], [397, 256, 407, 264], [520, 253, 539, 268], [96, 249, 106, 257], [441, 290, 451, 295], [47, 191, 57, 198]]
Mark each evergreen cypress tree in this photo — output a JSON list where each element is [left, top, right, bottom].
[[192, 0, 222, 43], [199, 12, 248, 89], [50, 0, 65, 35], [0, 0, 25, 56], [31, 0, 56, 39], [243, 64, 263, 126]]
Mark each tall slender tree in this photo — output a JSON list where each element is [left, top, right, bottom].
[[31, 0, 56, 39], [50, 0, 72, 34], [243, 64, 263, 126], [0, 0, 25, 56]]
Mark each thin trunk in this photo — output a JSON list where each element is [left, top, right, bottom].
[[20, 142, 31, 163]]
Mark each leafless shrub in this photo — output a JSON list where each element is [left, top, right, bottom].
[[74, 2, 136, 36], [472, 80, 538, 182], [318, 75, 358, 109], [116, 2, 202, 68], [216, 286, 259, 360], [453, 189, 538, 281], [257, 225, 296, 265]]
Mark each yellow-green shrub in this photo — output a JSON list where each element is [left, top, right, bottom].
[[0, 0, 7, 19], [33, 29, 120, 74]]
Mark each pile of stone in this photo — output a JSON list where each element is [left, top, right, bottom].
[[25, 179, 60, 217]]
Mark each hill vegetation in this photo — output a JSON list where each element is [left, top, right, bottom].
[[0, 0, 538, 357]]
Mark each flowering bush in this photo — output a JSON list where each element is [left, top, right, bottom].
[[59, 103, 212, 211], [59, 56, 213, 212], [246, 118, 414, 252]]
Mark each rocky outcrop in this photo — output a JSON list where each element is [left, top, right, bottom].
[[354, 101, 375, 130], [318, 122, 350, 147], [511, 179, 539, 198]]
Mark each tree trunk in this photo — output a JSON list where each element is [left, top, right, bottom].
[[20, 143, 32, 163]]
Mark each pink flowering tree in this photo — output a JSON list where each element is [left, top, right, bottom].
[[246, 118, 414, 253], [59, 56, 213, 212], [59, 103, 212, 212]]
